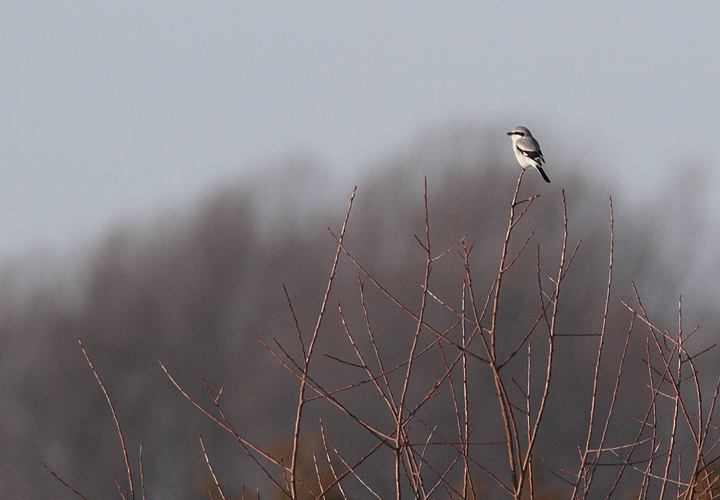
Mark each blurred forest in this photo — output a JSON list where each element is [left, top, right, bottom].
[[0, 122, 718, 499]]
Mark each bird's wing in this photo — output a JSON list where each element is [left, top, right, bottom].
[[516, 138, 544, 164]]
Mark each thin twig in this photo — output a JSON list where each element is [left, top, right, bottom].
[[77, 337, 134, 500], [319, 419, 348, 500], [199, 434, 227, 500], [139, 443, 146, 500], [41, 462, 91, 500]]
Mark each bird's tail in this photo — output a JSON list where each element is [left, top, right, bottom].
[[536, 166, 551, 183]]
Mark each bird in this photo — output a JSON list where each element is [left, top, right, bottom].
[[507, 126, 550, 183]]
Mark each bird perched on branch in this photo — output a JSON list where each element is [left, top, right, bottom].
[[507, 126, 550, 183]]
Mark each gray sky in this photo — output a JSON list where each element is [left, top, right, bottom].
[[1, 2, 718, 257]]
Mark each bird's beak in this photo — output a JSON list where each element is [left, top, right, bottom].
[[506, 132, 513, 136]]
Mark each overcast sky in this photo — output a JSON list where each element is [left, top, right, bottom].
[[1, 2, 718, 258]]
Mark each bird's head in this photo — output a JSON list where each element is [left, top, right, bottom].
[[507, 126, 531, 138]]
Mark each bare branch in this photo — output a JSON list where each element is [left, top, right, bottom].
[[290, 187, 357, 498], [199, 434, 227, 500], [77, 337, 134, 500], [41, 462, 91, 500]]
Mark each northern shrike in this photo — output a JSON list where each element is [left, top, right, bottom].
[[507, 126, 550, 183]]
